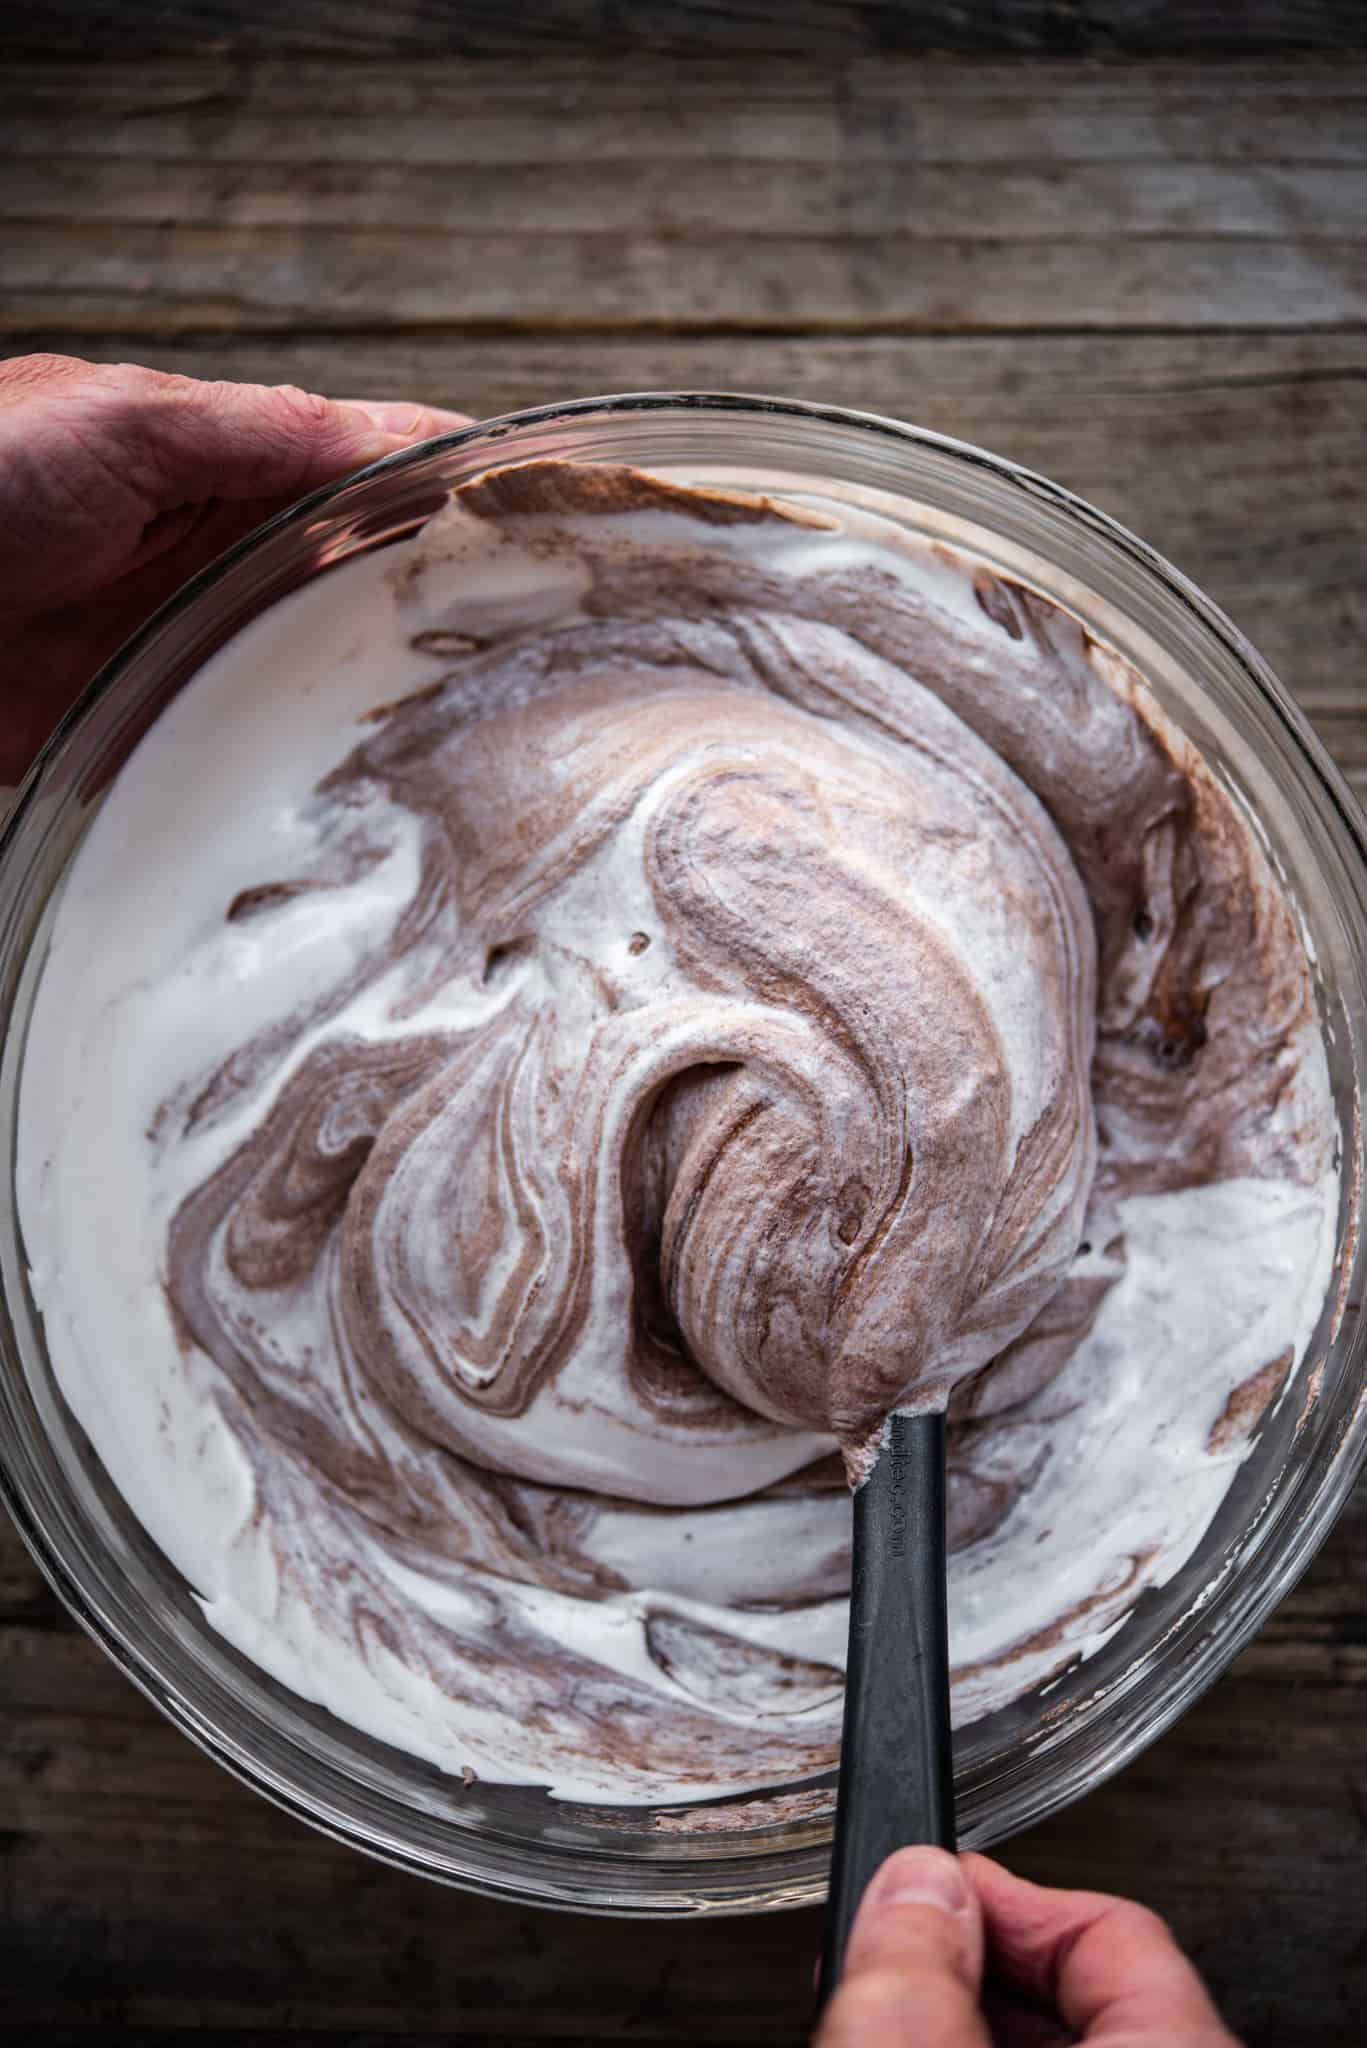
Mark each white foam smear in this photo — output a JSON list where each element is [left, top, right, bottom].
[[949, 1173, 1335, 1714], [15, 477, 1340, 1803], [18, 552, 438, 1576]]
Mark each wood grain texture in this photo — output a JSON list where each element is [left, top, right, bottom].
[[3, 41, 1367, 2047], [2, 0, 1365, 59], [7, 56, 1367, 162], [3, 61, 1366, 333]]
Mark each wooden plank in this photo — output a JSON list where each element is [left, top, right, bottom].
[[9, 156, 1367, 241], [11, 223, 1366, 335], [4, 1492, 1365, 2041], [4, 59, 1366, 166], [7, 330, 1361, 729], [3, 60, 1364, 335], [1, 0, 1363, 60], [0, 2031, 778, 2048], [0, 2038, 778, 2047]]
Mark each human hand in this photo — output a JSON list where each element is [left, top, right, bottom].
[[0, 352, 469, 785], [814, 1845, 1239, 2047]]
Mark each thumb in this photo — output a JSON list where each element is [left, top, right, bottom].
[[0, 357, 473, 608], [815, 1847, 989, 2048], [137, 379, 472, 505]]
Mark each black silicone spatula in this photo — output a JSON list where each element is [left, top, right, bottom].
[[817, 1410, 956, 2007]]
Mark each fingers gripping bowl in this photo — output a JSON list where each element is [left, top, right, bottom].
[[1, 396, 1364, 1912]]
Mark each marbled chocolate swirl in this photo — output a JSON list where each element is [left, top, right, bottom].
[[20, 460, 1337, 1801]]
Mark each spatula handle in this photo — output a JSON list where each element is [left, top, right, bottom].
[[817, 1410, 955, 2007]]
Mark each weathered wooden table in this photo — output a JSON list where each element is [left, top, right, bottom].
[[3, 16, 1366, 2043]]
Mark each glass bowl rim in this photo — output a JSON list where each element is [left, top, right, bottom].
[[3, 388, 1367, 1914]]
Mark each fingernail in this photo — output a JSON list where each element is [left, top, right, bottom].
[[340, 399, 469, 441], [343, 400, 430, 439], [867, 1847, 970, 1917]]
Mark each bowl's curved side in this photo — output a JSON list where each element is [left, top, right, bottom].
[[2, 393, 1365, 1913]]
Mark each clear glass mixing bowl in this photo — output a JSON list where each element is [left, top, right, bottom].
[[1, 395, 1364, 1915]]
